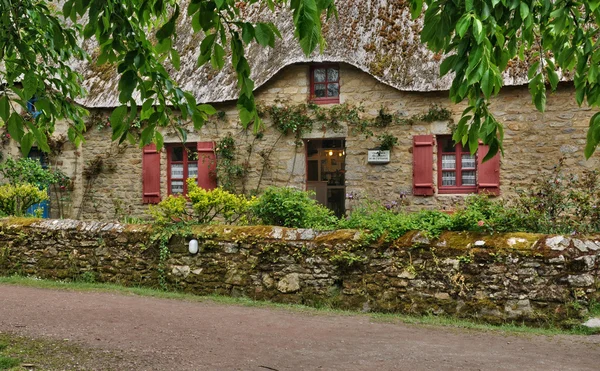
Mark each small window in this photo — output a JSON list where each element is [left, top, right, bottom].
[[437, 136, 477, 194], [310, 65, 340, 104]]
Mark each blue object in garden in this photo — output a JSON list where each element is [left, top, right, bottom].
[[27, 98, 42, 118], [26, 200, 49, 218], [27, 149, 49, 218]]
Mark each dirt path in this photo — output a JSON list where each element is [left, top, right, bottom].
[[1, 285, 599, 371]]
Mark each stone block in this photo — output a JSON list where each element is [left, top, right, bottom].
[[277, 273, 300, 293]]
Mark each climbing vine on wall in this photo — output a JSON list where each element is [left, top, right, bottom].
[[260, 102, 452, 140], [215, 133, 248, 193]]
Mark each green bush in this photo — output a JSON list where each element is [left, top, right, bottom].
[[147, 195, 188, 224], [339, 198, 453, 241], [251, 187, 337, 229], [0, 157, 61, 187], [148, 180, 254, 225], [0, 183, 48, 217], [450, 194, 523, 233]]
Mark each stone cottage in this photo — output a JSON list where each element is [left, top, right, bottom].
[[3, 0, 599, 220]]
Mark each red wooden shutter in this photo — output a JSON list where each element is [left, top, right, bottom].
[[197, 141, 217, 190], [142, 144, 161, 204], [413, 135, 434, 196], [477, 144, 501, 195]]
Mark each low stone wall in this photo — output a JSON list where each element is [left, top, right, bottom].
[[1, 218, 599, 327]]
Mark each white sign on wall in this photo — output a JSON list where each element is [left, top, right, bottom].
[[367, 149, 390, 164]]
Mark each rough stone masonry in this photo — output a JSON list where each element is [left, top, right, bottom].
[[1, 218, 599, 327]]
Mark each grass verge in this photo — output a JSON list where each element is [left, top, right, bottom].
[[0, 332, 124, 371], [1, 275, 598, 337]]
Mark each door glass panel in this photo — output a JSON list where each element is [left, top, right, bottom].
[[462, 171, 476, 186], [442, 155, 456, 170], [462, 154, 476, 169], [442, 171, 456, 186], [307, 160, 319, 181], [314, 83, 326, 97]]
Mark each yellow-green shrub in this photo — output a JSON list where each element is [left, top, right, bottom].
[[0, 183, 48, 217], [187, 178, 254, 224], [147, 195, 189, 224]]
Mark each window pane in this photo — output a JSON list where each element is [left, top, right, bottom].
[[462, 154, 476, 169], [442, 171, 456, 186], [440, 137, 455, 152], [171, 163, 183, 179], [172, 147, 184, 161], [442, 154, 456, 169], [171, 180, 184, 194], [314, 68, 326, 83], [188, 163, 198, 178], [327, 68, 339, 82], [314, 83, 326, 97], [462, 171, 476, 186], [327, 83, 339, 97]]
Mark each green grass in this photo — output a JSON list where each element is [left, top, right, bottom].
[[1, 275, 598, 337], [0, 355, 20, 370]]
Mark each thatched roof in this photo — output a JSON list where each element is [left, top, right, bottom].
[[78, 0, 532, 108]]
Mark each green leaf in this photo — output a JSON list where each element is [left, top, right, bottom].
[[546, 66, 559, 90], [20, 132, 34, 157], [255, 23, 275, 47], [0, 95, 9, 122], [156, 4, 180, 40], [409, 0, 423, 19], [7, 113, 24, 142], [473, 19, 484, 44], [439, 55, 457, 77], [211, 43, 225, 70], [198, 104, 217, 115], [481, 69, 493, 98], [118, 70, 137, 103], [455, 15, 471, 38], [171, 49, 181, 70], [519, 2, 529, 20], [23, 71, 38, 100], [110, 105, 128, 141], [242, 23, 255, 44], [584, 112, 600, 158]]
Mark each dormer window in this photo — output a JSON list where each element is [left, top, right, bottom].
[[310, 65, 340, 104]]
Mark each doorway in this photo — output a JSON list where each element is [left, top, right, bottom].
[[305, 139, 346, 217]]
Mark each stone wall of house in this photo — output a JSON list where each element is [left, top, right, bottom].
[[2, 62, 599, 219], [1, 218, 599, 327]]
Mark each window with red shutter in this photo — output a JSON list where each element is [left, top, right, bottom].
[[142, 144, 161, 204], [412, 135, 434, 196], [166, 142, 216, 196]]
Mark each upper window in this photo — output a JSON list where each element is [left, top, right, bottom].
[[310, 65, 340, 104], [437, 136, 477, 194]]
